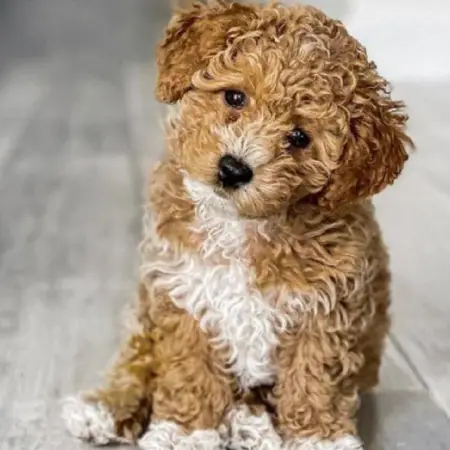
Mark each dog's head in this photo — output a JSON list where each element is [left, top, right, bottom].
[[157, 1, 412, 217]]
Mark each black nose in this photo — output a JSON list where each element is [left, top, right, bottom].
[[218, 154, 253, 189]]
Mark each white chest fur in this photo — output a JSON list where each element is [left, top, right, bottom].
[[140, 179, 289, 389]]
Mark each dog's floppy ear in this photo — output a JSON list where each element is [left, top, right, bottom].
[[318, 69, 413, 209], [156, 1, 255, 103]]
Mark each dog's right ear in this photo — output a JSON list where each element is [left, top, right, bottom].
[[156, 1, 255, 103]]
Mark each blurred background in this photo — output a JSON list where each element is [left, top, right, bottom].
[[0, 1, 449, 449]]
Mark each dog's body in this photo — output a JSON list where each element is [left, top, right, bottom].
[[63, 2, 411, 449]]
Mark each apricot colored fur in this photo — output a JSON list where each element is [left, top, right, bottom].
[[64, 1, 412, 448]]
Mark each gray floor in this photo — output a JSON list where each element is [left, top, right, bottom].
[[0, 1, 449, 449]]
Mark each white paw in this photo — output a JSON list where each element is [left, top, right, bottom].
[[61, 396, 130, 446], [227, 405, 282, 450], [284, 435, 363, 450], [138, 420, 224, 449]]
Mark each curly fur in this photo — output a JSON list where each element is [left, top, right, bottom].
[[61, 397, 127, 445], [62, 1, 412, 449], [138, 420, 225, 449], [142, 176, 291, 389], [227, 405, 282, 449]]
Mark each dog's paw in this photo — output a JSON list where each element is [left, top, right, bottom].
[[61, 396, 130, 446], [227, 405, 282, 450], [138, 420, 225, 449], [284, 435, 363, 450]]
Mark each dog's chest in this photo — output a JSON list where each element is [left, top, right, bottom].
[[143, 214, 288, 390], [178, 253, 283, 388]]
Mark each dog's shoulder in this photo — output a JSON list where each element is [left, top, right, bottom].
[[247, 202, 382, 312]]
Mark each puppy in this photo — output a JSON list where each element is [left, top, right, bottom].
[[62, 1, 412, 449]]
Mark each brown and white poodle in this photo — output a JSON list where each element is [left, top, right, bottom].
[[62, 1, 412, 449]]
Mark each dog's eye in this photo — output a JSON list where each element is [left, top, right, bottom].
[[287, 128, 310, 149], [224, 90, 247, 109]]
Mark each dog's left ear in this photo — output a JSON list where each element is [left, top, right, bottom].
[[318, 70, 413, 209], [156, 1, 255, 103]]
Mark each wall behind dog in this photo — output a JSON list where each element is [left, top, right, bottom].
[[288, 0, 450, 81]]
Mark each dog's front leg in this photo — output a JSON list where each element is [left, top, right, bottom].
[[137, 293, 233, 450], [275, 314, 365, 450]]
